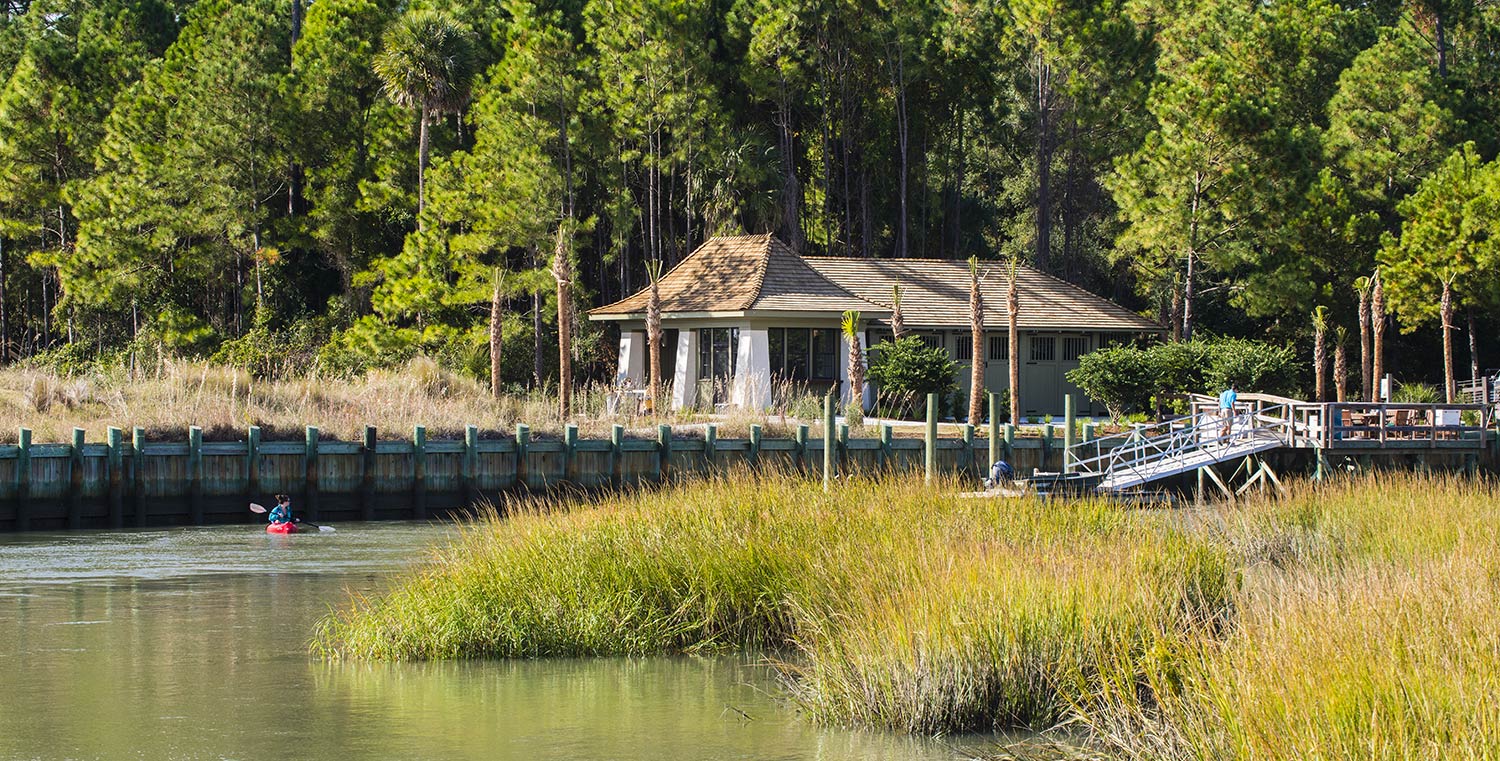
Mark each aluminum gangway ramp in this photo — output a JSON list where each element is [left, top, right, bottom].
[[1069, 404, 1301, 493]]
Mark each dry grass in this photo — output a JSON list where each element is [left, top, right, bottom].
[[0, 359, 853, 443]]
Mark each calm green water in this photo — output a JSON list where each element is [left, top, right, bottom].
[[0, 523, 977, 761]]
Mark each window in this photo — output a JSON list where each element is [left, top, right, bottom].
[[988, 336, 1008, 361], [768, 328, 838, 381], [1062, 337, 1090, 361], [697, 328, 738, 382], [917, 333, 943, 351], [812, 329, 838, 379], [1030, 336, 1055, 362], [955, 332, 972, 361]]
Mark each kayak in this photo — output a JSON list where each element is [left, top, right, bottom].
[[266, 522, 298, 535]]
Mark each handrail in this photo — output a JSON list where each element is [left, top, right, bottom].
[[1069, 403, 1298, 481]]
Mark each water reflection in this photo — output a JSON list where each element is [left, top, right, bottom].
[[0, 525, 969, 761]]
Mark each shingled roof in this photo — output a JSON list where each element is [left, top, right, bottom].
[[588, 234, 1159, 333], [802, 257, 1160, 332], [589, 234, 883, 317]]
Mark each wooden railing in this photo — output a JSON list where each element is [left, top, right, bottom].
[[1188, 393, 1493, 450]]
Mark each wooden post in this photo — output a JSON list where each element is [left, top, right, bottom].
[[412, 425, 427, 520], [304, 425, 319, 521], [795, 424, 810, 474], [988, 391, 1000, 473], [131, 427, 145, 527], [838, 423, 849, 475], [68, 428, 85, 530], [823, 393, 835, 492], [515, 424, 530, 490], [15, 427, 30, 532], [1042, 424, 1054, 471], [925, 392, 937, 483], [959, 423, 975, 478], [657, 424, 672, 483], [564, 423, 579, 485], [1063, 394, 1076, 473], [1003, 423, 1015, 462], [187, 426, 202, 526], [107, 427, 123, 529], [463, 424, 479, 504], [879, 424, 893, 471], [609, 424, 623, 488], [246, 426, 261, 512], [704, 424, 717, 474], [361, 425, 377, 521], [749, 424, 762, 469]]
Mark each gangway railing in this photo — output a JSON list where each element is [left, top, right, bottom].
[[1067, 402, 1301, 491]]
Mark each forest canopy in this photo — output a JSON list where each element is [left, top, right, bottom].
[[0, 0, 1496, 388]]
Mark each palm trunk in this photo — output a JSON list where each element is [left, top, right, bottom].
[[553, 227, 573, 419], [646, 268, 662, 411], [1313, 318, 1327, 403], [968, 259, 985, 426], [1371, 272, 1386, 400], [1334, 335, 1348, 403], [490, 268, 504, 398], [1007, 258, 1020, 425], [1358, 284, 1372, 401], [1441, 277, 1455, 403], [845, 318, 864, 417], [417, 105, 430, 228], [890, 286, 905, 340]]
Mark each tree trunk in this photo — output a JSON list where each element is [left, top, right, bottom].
[[417, 105, 430, 227], [1314, 326, 1327, 403], [968, 260, 985, 426], [0, 237, 7, 364], [532, 287, 544, 387], [1371, 272, 1386, 400], [490, 268, 504, 398], [1334, 335, 1348, 403], [1034, 54, 1052, 271], [1441, 277, 1455, 403], [1007, 258, 1020, 425], [892, 46, 908, 257], [889, 285, 905, 340], [1182, 251, 1196, 341], [1468, 310, 1479, 384], [777, 77, 803, 253], [646, 264, 663, 411], [846, 320, 864, 416], [1168, 281, 1182, 342], [1358, 284, 1372, 401], [553, 227, 573, 419]]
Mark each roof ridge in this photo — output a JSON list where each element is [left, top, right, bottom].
[[760, 237, 888, 313], [739, 232, 774, 311], [589, 236, 749, 315]]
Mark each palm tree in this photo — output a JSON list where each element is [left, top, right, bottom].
[[1333, 326, 1349, 403], [490, 267, 506, 398], [841, 310, 864, 423], [1312, 306, 1328, 403], [551, 227, 573, 419], [1441, 272, 1456, 403], [890, 285, 906, 340], [373, 10, 475, 225], [645, 259, 664, 412], [1355, 276, 1372, 401], [967, 257, 985, 427], [1372, 270, 1386, 400], [1006, 255, 1020, 425]]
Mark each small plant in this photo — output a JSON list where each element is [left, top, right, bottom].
[[866, 336, 959, 419], [1390, 381, 1441, 403]]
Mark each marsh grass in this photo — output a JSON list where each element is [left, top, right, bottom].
[[315, 473, 1231, 735], [1076, 473, 1500, 760]]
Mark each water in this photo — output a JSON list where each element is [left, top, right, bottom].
[[0, 524, 974, 761]]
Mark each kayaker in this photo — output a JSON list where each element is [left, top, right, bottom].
[[267, 494, 292, 525]]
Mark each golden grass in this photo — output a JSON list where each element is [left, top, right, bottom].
[[314, 473, 1231, 735]]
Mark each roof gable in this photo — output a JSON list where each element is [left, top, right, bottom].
[[589, 234, 882, 317]]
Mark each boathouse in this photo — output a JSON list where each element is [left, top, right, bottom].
[[587, 234, 1161, 417]]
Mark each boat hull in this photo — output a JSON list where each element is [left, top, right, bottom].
[[266, 522, 297, 535]]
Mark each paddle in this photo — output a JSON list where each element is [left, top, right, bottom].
[[248, 503, 336, 532]]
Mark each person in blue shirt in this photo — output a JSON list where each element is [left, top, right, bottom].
[[267, 493, 292, 525], [1218, 385, 1238, 440], [986, 459, 1014, 490]]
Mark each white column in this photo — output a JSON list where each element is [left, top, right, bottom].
[[615, 330, 645, 388], [671, 329, 699, 410], [732, 328, 772, 410]]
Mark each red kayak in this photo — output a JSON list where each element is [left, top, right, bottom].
[[266, 522, 298, 535]]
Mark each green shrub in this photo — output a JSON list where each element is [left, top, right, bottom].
[[1068, 337, 1302, 419], [867, 336, 959, 418], [1067, 346, 1156, 421], [1390, 381, 1441, 403]]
